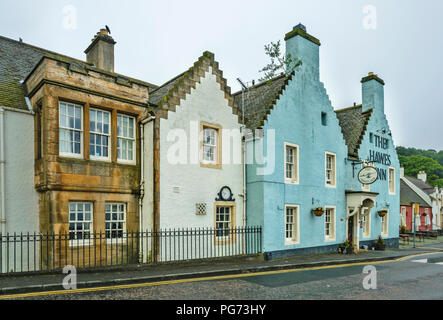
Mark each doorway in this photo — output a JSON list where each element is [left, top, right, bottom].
[[347, 215, 354, 243]]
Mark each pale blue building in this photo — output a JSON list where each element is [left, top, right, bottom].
[[235, 24, 400, 259]]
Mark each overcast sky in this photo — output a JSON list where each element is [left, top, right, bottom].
[[1, 0, 442, 150]]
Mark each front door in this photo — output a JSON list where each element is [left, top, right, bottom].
[[348, 215, 354, 243]]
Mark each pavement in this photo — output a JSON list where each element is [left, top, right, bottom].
[[1, 240, 443, 296]]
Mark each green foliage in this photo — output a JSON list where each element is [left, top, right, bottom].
[[397, 146, 443, 187], [258, 40, 301, 82]]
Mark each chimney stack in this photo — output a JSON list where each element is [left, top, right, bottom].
[[417, 170, 427, 183], [85, 28, 116, 72], [284, 24, 321, 80], [361, 72, 385, 113]]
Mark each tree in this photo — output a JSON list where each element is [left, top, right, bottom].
[[399, 154, 443, 187], [258, 40, 301, 82]]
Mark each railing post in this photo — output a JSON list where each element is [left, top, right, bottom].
[[0, 232, 2, 274]]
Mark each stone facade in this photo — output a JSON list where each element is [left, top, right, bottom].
[[23, 55, 151, 235]]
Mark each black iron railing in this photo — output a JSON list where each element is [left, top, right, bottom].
[[0, 226, 262, 274]]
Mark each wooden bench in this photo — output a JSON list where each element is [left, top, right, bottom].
[[418, 231, 438, 238], [399, 234, 410, 244], [405, 232, 425, 242]]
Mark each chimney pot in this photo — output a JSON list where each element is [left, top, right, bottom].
[[293, 23, 306, 32], [417, 170, 427, 182]]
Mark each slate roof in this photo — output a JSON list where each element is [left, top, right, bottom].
[[400, 179, 431, 207], [404, 176, 435, 195], [149, 71, 187, 106], [148, 51, 240, 121], [335, 105, 373, 158], [232, 73, 294, 130], [0, 35, 157, 111], [0, 36, 47, 110]]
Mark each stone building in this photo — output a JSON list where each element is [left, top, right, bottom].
[[1, 29, 157, 268]]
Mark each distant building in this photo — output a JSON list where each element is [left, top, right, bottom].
[[401, 169, 442, 231]]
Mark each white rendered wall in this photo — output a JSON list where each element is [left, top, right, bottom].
[[1, 108, 39, 273], [3, 108, 38, 233], [158, 69, 244, 230]]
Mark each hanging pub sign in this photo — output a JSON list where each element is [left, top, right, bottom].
[[358, 166, 378, 185]]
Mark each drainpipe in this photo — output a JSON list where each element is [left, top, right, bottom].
[[0, 107, 6, 234], [138, 114, 155, 262]]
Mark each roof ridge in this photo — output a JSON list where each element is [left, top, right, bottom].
[[0, 34, 92, 67], [150, 51, 240, 122], [232, 73, 287, 97], [335, 104, 362, 113], [149, 71, 188, 94], [0, 34, 158, 89]]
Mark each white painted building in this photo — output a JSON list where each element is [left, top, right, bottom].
[[0, 106, 39, 273], [401, 168, 442, 230], [141, 52, 246, 261]]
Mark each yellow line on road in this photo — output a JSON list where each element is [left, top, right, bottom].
[[1, 251, 442, 300]]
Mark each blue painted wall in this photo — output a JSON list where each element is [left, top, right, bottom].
[[246, 26, 348, 254], [246, 25, 400, 258], [345, 77, 401, 243]]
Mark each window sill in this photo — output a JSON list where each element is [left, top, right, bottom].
[[69, 241, 93, 247], [117, 159, 137, 166], [284, 179, 299, 185], [200, 162, 222, 170], [90, 156, 112, 163], [325, 183, 337, 188], [324, 237, 336, 242], [59, 153, 84, 160], [285, 240, 299, 246]]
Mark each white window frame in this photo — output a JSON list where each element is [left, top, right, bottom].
[[388, 167, 395, 195], [324, 206, 336, 242], [284, 143, 299, 184], [361, 207, 371, 239], [325, 152, 336, 188], [68, 202, 93, 247], [117, 114, 136, 165], [202, 127, 218, 164], [285, 205, 300, 245], [59, 102, 83, 159], [381, 210, 389, 237], [105, 203, 127, 244], [215, 204, 233, 242], [425, 208, 430, 226], [89, 108, 111, 162], [401, 206, 406, 227]]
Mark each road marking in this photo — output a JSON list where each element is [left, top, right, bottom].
[[1, 251, 442, 300], [411, 259, 428, 263]]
